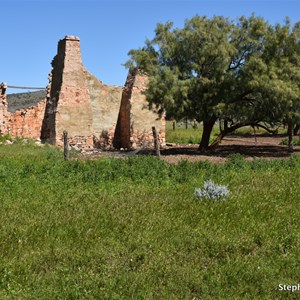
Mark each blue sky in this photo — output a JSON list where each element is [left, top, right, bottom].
[[1, 0, 300, 94]]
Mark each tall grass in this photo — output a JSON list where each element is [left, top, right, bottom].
[[0, 144, 300, 299]]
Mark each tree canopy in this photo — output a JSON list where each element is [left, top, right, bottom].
[[126, 15, 300, 151]]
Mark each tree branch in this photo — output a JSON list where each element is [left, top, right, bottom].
[[252, 123, 278, 134]]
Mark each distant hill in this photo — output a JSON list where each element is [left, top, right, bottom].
[[7, 90, 47, 112]]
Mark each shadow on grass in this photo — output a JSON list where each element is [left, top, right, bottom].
[[158, 144, 300, 159]]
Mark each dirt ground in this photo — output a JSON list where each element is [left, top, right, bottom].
[[79, 135, 300, 164], [160, 135, 300, 164]]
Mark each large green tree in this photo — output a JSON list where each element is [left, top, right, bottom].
[[257, 20, 300, 152], [211, 18, 300, 151], [126, 15, 300, 151]]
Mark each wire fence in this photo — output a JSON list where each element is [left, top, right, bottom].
[[7, 85, 46, 90]]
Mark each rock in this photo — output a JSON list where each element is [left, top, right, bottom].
[[71, 145, 81, 152], [35, 140, 45, 146]]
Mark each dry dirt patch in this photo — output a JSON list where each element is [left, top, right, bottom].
[[79, 135, 300, 164], [160, 135, 300, 164]]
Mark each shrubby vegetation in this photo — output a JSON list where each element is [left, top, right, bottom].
[[0, 143, 300, 299], [194, 180, 230, 200], [281, 137, 300, 146]]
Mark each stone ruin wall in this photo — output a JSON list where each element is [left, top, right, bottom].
[[0, 83, 47, 139], [0, 36, 165, 149], [113, 68, 165, 149], [6, 100, 46, 138], [86, 71, 123, 148], [0, 83, 8, 130], [128, 70, 165, 147]]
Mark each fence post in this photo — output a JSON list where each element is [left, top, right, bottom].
[[63, 130, 69, 161], [152, 126, 160, 157]]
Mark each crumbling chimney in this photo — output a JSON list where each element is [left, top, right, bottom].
[[41, 36, 94, 147]]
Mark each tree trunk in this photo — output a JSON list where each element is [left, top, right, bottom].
[[293, 124, 300, 136], [209, 131, 226, 149], [198, 117, 217, 151], [288, 122, 294, 153], [209, 122, 251, 150]]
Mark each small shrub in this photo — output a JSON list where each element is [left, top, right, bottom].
[[0, 134, 12, 143], [280, 138, 300, 146], [194, 180, 229, 200]]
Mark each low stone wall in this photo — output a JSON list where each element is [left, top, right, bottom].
[[5, 99, 46, 138], [0, 83, 46, 139]]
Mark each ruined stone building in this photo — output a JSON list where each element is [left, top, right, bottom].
[[0, 36, 165, 149]]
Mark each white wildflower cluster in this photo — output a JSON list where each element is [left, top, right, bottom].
[[194, 180, 229, 200]]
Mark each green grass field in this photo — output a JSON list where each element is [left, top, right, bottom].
[[1, 143, 300, 299]]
